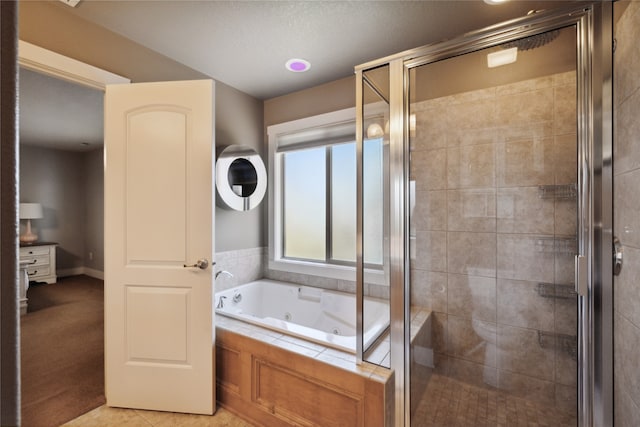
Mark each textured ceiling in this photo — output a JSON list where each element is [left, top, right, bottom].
[[64, 0, 579, 100], [21, 0, 580, 151]]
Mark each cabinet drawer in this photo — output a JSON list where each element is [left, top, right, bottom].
[[22, 255, 50, 267], [20, 246, 50, 257], [27, 266, 50, 278]]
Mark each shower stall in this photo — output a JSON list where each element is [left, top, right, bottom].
[[355, 3, 613, 426]]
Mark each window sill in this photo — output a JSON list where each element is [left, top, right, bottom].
[[268, 258, 386, 286]]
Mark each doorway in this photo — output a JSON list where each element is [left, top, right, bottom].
[[17, 41, 129, 426], [18, 65, 106, 426]]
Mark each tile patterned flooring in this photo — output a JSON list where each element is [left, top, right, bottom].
[[61, 405, 255, 427], [64, 374, 576, 427], [65, 374, 576, 427], [412, 374, 577, 427]]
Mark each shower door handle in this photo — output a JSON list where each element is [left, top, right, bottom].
[[613, 236, 623, 276], [575, 255, 587, 296], [183, 258, 210, 270]]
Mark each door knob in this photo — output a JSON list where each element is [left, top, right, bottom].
[[183, 258, 209, 270]]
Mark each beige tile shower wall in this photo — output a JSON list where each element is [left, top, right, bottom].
[[614, 2, 640, 426], [410, 71, 577, 413]]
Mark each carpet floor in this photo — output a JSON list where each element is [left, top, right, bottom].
[[21, 275, 105, 427]]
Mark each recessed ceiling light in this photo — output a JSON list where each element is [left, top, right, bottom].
[[487, 47, 518, 68], [484, 0, 509, 4], [285, 58, 311, 73]]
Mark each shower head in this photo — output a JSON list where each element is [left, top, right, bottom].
[[502, 29, 560, 51]]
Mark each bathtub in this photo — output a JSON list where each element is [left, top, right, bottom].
[[215, 279, 389, 353]]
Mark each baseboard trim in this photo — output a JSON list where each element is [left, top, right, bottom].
[[83, 267, 104, 280], [58, 267, 104, 280]]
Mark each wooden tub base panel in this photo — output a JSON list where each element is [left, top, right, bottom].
[[216, 328, 393, 427]]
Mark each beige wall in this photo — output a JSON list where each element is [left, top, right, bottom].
[[215, 82, 265, 251], [20, 146, 106, 274], [19, 1, 208, 83], [83, 148, 104, 272], [614, 1, 640, 425], [20, 145, 86, 272], [264, 75, 354, 128], [19, 1, 265, 253]]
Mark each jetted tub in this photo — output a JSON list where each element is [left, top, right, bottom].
[[215, 279, 389, 353]]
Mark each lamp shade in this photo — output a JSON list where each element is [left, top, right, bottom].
[[19, 203, 43, 220]]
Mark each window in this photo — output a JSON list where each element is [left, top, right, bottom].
[[268, 108, 386, 282], [283, 146, 326, 261]]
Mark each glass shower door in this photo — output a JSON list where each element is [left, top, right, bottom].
[[408, 26, 579, 425], [356, 4, 612, 425]]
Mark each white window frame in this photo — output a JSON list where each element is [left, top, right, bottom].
[[267, 107, 386, 285]]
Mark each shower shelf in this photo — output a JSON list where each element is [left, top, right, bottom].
[[538, 183, 577, 200], [538, 331, 577, 361], [537, 282, 578, 299], [535, 236, 577, 254]]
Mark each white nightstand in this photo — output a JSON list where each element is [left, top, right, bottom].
[[19, 242, 57, 284]]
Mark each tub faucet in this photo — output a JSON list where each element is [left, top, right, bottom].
[[215, 270, 234, 280], [216, 296, 227, 309]]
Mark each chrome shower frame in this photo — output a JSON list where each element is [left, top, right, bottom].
[[355, 3, 613, 426]]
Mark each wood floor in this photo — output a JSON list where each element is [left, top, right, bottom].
[[21, 275, 105, 427]]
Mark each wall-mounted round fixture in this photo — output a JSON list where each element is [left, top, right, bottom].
[[215, 145, 267, 211]]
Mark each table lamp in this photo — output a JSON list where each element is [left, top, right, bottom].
[[19, 203, 43, 243]]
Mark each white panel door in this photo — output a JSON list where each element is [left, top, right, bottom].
[[104, 80, 214, 414]]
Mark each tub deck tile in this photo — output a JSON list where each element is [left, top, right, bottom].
[[320, 347, 357, 363], [245, 329, 283, 344], [277, 334, 329, 353], [270, 338, 323, 358], [314, 351, 376, 376], [365, 339, 391, 367], [374, 365, 393, 381], [215, 315, 285, 344], [216, 306, 430, 380]]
